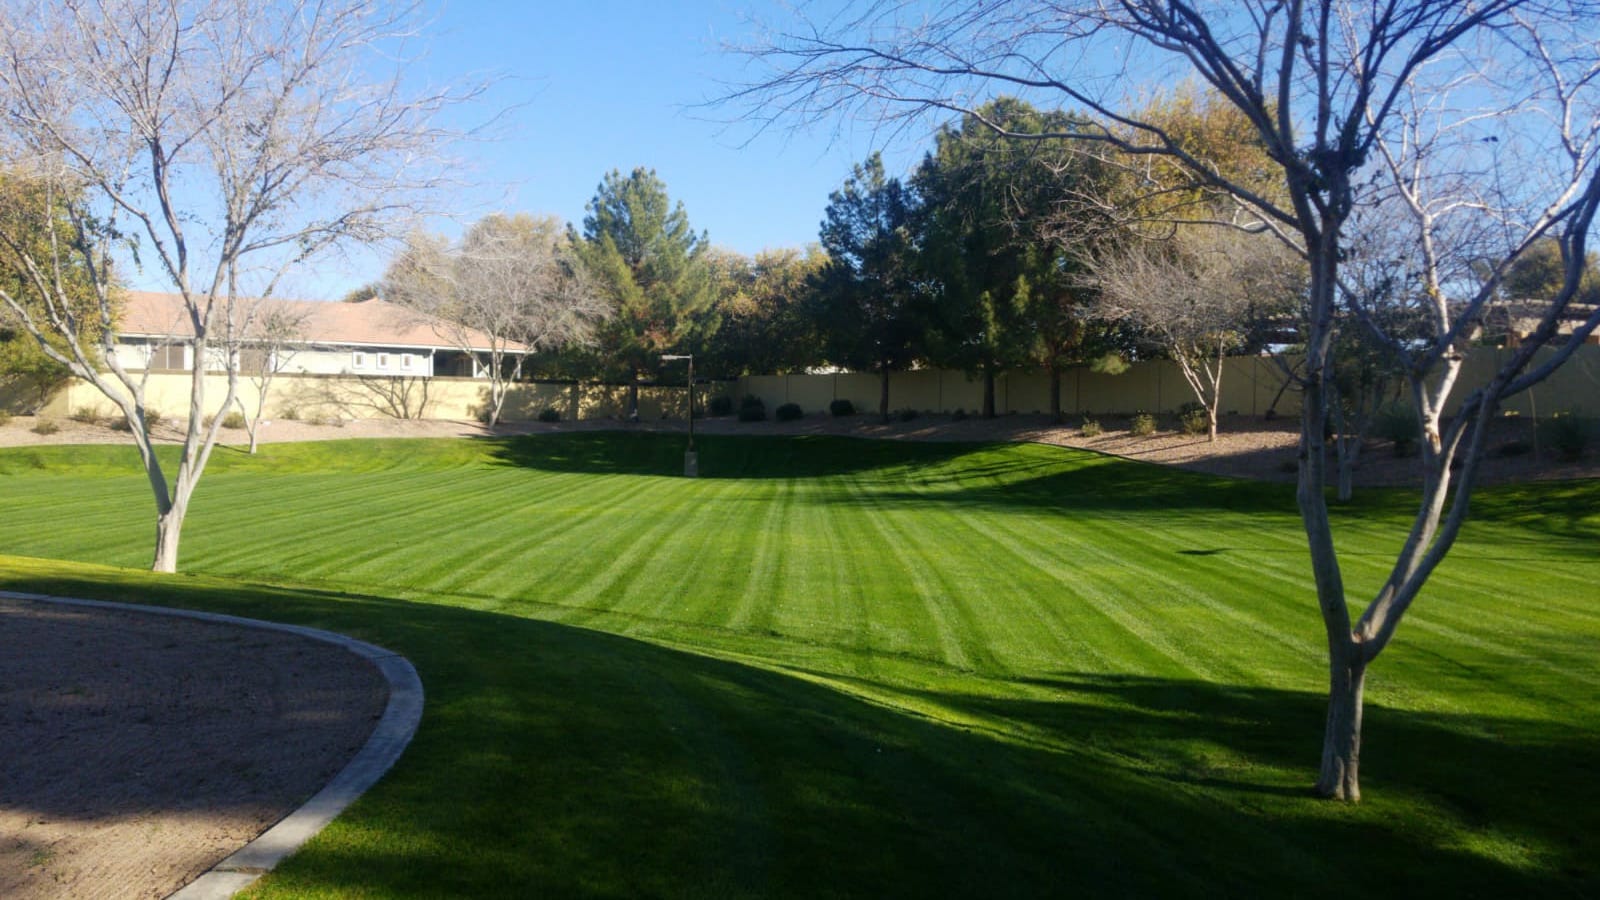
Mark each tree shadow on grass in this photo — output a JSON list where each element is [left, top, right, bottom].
[[485, 431, 1303, 520], [3, 561, 1596, 899], [482, 431, 1009, 480]]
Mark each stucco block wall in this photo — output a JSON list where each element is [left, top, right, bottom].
[[731, 348, 1600, 420], [29, 372, 732, 424], [12, 346, 1595, 424]]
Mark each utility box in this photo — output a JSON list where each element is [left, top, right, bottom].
[[684, 451, 698, 478]]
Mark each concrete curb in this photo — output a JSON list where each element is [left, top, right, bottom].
[[0, 591, 424, 900]]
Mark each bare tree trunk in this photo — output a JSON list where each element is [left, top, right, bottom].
[[152, 502, 186, 574], [627, 378, 640, 420], [240, 393, 263, 454], [982, 366, 996, 418], [487, 377, 506, 426], [1207, 404, 1218, 443], [1316, 644, 1367, 801], [1301, 244, 1363, 801]]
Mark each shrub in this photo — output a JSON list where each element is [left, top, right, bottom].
[[829, 398, 855, 417], [1374, 405, 1418, 457], [30, 418, 60, 435], [1178, 402, 1210, 436], [951, 408, 968, 422], [70, 406, 100, 424], [737, 395, 766, 422], [1130, 412, 1157, 437], [537, 407, 561, 423], [895, 407, 919, 422], [280, 406, 300, 421], [775, 402, 803, 422], [709, 395, 734, 417], [1496, 439, 1533, 458], [1079, 416, 1103, 437], [1090, 352, 1129, 375], [1541, 412, 1591, 462], [0, 409, 11, 427]]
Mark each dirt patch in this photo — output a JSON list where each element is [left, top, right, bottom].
[[0, 599, 387, 900]]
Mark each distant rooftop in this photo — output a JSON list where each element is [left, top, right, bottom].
[[117, 291, 513, 353]]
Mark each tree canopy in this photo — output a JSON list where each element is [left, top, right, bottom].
[[814, 152, 926, 418], [572, 168, 717, 402]]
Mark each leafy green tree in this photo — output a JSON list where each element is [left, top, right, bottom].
[[813, 153, 925, 419], [572, 168, 717, 414], [341, 284, 379, 304], [0, 171, 105, 412], [702, 245, 826, 377], [1497, 237, 1600, 310], [914, 99, 1120, 419]]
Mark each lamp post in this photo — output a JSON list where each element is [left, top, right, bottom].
[[662, 354, 696, 476]]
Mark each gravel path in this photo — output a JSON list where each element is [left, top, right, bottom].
[[0, 599, 387, 900]]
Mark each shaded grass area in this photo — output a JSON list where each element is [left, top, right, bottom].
[[2, 432, 1598, 897]]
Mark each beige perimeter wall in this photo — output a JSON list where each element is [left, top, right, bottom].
[[15, 345, 1597, 423], [737, 346, 1600, 419], [32, 374, 737, 424]]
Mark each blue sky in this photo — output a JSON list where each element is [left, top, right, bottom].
[[293, 1, 925, 299]]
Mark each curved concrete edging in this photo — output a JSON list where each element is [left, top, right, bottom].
[[0, 590, 424, 900]]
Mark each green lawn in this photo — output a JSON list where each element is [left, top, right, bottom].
[[2, 432, 1597, 898]]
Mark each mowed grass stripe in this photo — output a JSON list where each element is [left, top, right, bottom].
[[619, 477, 769, 628], [419, 472, 668, 604], [1, 434, 1598, 898], [555, 478, 711, 626], [840, 468, 994, 673], [726, 476, 796, 633], [985, 504, 1220, 680], [186, 469, 497, 578], [321, 465, 614, 591], [871, 492, 1120, 674]]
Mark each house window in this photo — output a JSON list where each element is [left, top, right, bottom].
[[352, 351, 367, 369], [149, 343, 187, 370], [238, 347, 269, 373], [401, 353, 414, 370], [377, 353, 390, 369]]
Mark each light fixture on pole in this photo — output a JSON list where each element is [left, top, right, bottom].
[[662, 354, 696, 477]]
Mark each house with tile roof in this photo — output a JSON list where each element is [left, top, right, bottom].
[[110, 291, 520, 379]]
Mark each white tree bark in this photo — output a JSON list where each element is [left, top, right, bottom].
[[0, 0, 470, 571], [383, 215, 608, 427]]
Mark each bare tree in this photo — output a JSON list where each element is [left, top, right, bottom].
[[384, 214, 608, 426], [0, 0, 468, 572], [730, 0, 1600, 800], [1085, 223, 1300, 440], [232, 302, 307, 454]]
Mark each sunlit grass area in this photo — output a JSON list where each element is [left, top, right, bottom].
[[2, 433, 1597, 897]]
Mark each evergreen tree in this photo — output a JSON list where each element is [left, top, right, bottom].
[[914, 99, 1120, 420], [572, 168, 716, 414], [813, 153, 924, 419]]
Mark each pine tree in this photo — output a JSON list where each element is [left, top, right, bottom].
[[572, 168, 716, 414]]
